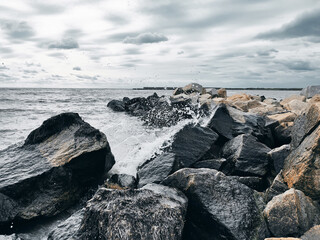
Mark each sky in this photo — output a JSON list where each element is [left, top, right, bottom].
[[0, 0, 320, 88]]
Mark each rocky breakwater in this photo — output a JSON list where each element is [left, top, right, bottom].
[[0, 113, 115, 233]]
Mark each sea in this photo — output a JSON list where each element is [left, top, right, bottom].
[[0, 88, 300, 176]]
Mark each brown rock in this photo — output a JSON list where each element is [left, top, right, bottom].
[[301, 225, 320, 240], [280, 95, 306, 106], [282, 99, 308, 115], [217, 88, 227, 98], [308, 94, 320, 104], [268, 112, 297, 124], [227, 93, 252, 101]]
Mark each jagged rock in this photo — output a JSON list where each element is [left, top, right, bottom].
[[282, 124, 320, 200], [309, 94, 320, 104], [217, 88, 227, 98], [76, 184, 188, 239], [230, 176, 265, 191], [183, 83, 204, 94], [282, 99, 308, 115], [48, 209, 84, 240], [107, 100, 125, 112], [173, 87, 184, 95], [268, 112, 297, 124], [301, 85, 320, 98], [207, 103, 274, 147], [222, 134, 271, 177], [0, 113, 114, 231], [207, 88, 218, 97], [264, 189, 320, 237], [265, 171, 289, 202], [192, 158, 227, 171], [301, 225, 320, 240], [291, 103, 320, 149], [137, 124, 219, 187], [273, 122, 294, 146], [106, 174, 137, 189], [162, 168, 269, 240], [280, 95, 306, 106], [227, 93, 252, 102], [264, 98, 281, 106], [232, 100, 263, 112], [268, 144, 291, 174]]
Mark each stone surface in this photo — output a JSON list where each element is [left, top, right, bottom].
[[192, 158, 227, 171], [301, 225, 320, 240], [207, 88, 218, 97], [282, 100, 308, 115], [280, 95, 306, 106], [173, 87, 184, 95], [162, 168, 268, 240], [264, 188, 320, 237], [265, 238, 301, 240], [0, 113, 114, 230], [227, 93, 252, 102], [309, 94, 320, 104], [106, 174, 137, 189], [137, 124, 219, 187], [76, 184, 188, 240], [217, 88, 227, 98], [265, 172, 289, 202], [282, 124, 320, 200], [268, 144, 291, 174], [268, 112, 297, 124], [183, 83, 204, 94], [222, 134, 271, 177], [301, 85, 320, 98], [107, 99, 125, 112], [273, 122, 294, 146]]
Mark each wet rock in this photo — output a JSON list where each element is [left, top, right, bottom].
[[48, 209, 84, 240], [301, 225, 320, 240], [137, 124, 219, 187], [291, 103, 320, 149], [217, 88, 227, 98], [183, 83, 204, 94], [268, 144, 291, 174], [222, 134, 271, 177], [263, 189, 320, 237], [106, 174, 137, 189], [0, 113, 114, 230], [162, 168, 269, 240], [301, 85, 320, 98], [76, 184, 188, 240], [192, 158, 227, 171], [207, 103, 274, 147], [107, 99, 125, 112], [173, 87, 184, 95], [282, 124, 320, 200], [265, 172, 289, 202]]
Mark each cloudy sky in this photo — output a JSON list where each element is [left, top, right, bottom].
[[0, 0, 320, 88]]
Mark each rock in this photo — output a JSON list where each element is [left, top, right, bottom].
[[301, 225, 320, 240], [192, 158, 227, 171], [106, 174, 137, 189], [263, 189, 320, 237], [268, 144, 291, 174], [268, 112, 297, 124], [265, 171, 289, 202], [282, 124, 320, 200], [207, 88, 218, 97], [264, 98, 281, 106], [0, 113, 114, 230], [291, 103, 320, 149], [207, 103, 274, 147], [222, 134, 271, 177], [227, 93, 252, 102], [137, 124, 219, 187], [249, 105, 285, 116], [309, 94, 320, 104], [217, 88, 227, 98], [273, 122, 294, 146], [301, 85, 320, 98], [282, 99, 308, 115], [162, 168, 269, 240], [230, 176, 265, 191], [48, 209, 84, 240], [265, 238, 301, 240], [107, 99, 125, 112], [232, 100, 263, 112], [173, 87, 184, 95], [280, 95, 306, 106], [76, 184, 188, 239], [0, 235, 19, 240], [183, 83, 204, 94]]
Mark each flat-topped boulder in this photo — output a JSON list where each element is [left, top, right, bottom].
[[0, 113, 115, 231], [301, 85, 320, 98]]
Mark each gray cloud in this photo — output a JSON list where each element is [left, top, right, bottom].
[[257, 9, 320, 40], [48, 38, 79, 49], [125, 48, 143, 55], [48, 52, 66, 59], [1, 20, 34, 40], [280, 60, 316, 71], [73, 66, 82, 71], [177, 51, 184, 55], [256, 49, 278, 57], [64, 29, 84, 38], [23, 69, 38, 75], [121, 63, 136, 68], [73, 74, 99, 80], [105, 14, 129, 25], [123, 33, 168, 44], [31, 3, 65, 15], [0, 65, 9, 70]]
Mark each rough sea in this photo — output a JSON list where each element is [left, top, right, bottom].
[[0, 88, 300, 176]]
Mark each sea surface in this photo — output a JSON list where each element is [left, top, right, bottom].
[[0, 88, 300, 176]]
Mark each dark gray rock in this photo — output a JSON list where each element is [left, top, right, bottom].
[[301, 225, 320, 240], [264, 188, 320, 237], [301, 85, 320, 98], [222, 134, 271, 177], [106, 174, 137, 189], [192, 158, 227, 171], [173, 87, 184, 95], [268, 144, 291, 174], [183, 83, 204, 94], [137, 124, 219, 187], [230, 176, 266, 192], [107, 100, 125, 112], [162, 168, 269, 240], [76, 184, 188, 240], [265, 172, 289, 202], [0, 113, 114, 232], [273, 122, 293, 146]]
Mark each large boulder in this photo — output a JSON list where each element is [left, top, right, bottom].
[[217, 88, 227, 98], [280, 95, 306, 106], [0, 113, 115, 230], [222, 134, 271, 177], [282, 124, 320, 200], [282, 100, 308, 115], [206, 103, 274, 147], [162, 168, 269, 240], [263, 189, 320, 237], [107, 99, 125, 112], [301, 225, 320, 240], [137, 124, 219, 187], [76, 184, 188, 239], [182, 83, 204, 94], [301, 85, 320, 98], [265, 172, 289, 202], [268, 144, 291, 174]]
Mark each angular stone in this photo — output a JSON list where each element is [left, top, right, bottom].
[[76, 184, 188, 239], [0, 113, 114, 230], [162, 168, 269, 240], [301, 225, 320, 240], [280, 95, 306, 106], [173, 87, 184, 95], [192, 158, 227, 171], [265, 172, 289, 202], [106, 174, 137, 189], [309, 94, 320, 104], [268, 144, 291, 174], [268, 112, 297, 124], [217, 88, 227, 98], [264, 189, 320, 237], [107, 99, 125, 112], [282, 99, 308, 115], [207, 88, 218, 97], [301, 85, 320, 98], [183, 83, 204, 94], [227, 93, 252, 102]]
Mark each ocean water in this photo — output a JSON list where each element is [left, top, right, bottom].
[[0, 88, 300, 176]]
